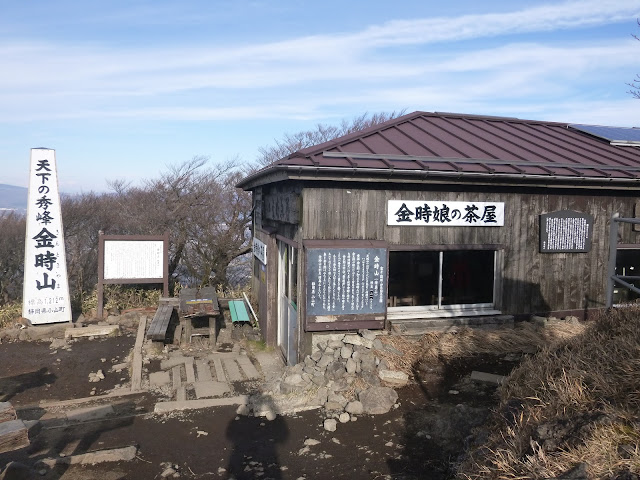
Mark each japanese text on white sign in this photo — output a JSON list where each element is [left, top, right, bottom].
[[388, 200, 504, 226], [22, 149, 72, 324]]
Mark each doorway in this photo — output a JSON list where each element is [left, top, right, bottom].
[[277, 241, 298, 365]]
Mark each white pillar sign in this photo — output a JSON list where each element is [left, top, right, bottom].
[[22, 148, 72, 324]]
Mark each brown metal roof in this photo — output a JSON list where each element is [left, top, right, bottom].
[[238, 111, 640, 189]]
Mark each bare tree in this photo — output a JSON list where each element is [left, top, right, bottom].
[[256, 111, 406, 167], [107, 157, 252, 290], [0, 212, 26, 305], [629, 20, 640, 99]]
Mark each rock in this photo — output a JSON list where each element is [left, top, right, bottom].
[[323, 418, 337, 432], [359, 329, 377, 341], [361, 370, 381, 387], [383, 344, 404, 356], [345, 401, 364, 415], [22, 324, 67, 341], [311, 374, 327, 387], [550, 462, 588, 480], [325, 361, 346, 381], [343, 334, 373, 349], [359, 386, 399, 415], [310, 387, 328, 406], [346, 358, 357, 374], [530, 315, 547, 326], [324, 401, 344, 412], [283, 373, 303, 385], [160, 466, 177, 478], [111, 363, 128, 373], [310, 350, 322, 362], [317, 354, 333, 369], [49, 338, 67, 350], [265, 410, 277, 421], [340, 345, 353, 359], [236, 405, 250, 416], [378, 370, 409, 387], [372, 338, 384, 350], [327, 393, 348, 408], [0, 461, 37, 480], [564, 315, 580, 325], [338, 412, 350, 423], [304, 438, 320, 446], [359, 352, 377, 372]]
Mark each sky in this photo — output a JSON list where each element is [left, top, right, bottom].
[[1, 0, 640, 193]]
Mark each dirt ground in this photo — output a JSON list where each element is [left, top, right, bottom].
[[0, 328, 520, 480]]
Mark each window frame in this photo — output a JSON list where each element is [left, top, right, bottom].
[[387, 245, 502, 319]]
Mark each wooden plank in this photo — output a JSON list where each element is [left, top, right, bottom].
[[236, 356, 260, 380], [130, 316, 146, 392], [172, 365, 182, 391], [196, 360, 213, 382], [146, 303, 173, 341], [0, 419, 29, 454], [179, 288, 197, 314], [65, 325, 120, 339], [173, 322, 183, 345], [199, 287, 219, 310]]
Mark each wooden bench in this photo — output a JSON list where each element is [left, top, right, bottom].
[[146, 300, 176, 341], [229, 299, 251, 324]]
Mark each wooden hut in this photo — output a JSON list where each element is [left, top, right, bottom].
[[237, 111, 640, 364]]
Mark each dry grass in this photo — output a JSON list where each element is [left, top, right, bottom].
[[375, 321, 585, 379], [0, 301, 22, 329], [459, 307, 640, 479]]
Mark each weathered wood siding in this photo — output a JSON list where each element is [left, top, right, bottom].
[[302, 186, 640, 316]]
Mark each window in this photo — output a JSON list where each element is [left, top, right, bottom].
[[388, 249, 497, 314], [613, 249, 640, 304]]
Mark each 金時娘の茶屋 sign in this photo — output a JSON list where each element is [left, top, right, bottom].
[[387, 200, 504, 226], [22, 148, 72, 324]]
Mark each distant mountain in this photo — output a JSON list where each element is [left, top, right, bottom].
[[0, 184, 28, 212]]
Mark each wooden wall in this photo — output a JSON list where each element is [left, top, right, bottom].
[[301, 184, 640, 316]]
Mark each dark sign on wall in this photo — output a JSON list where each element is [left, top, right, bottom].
[[540, 210, 593, 253], [305, 245, 387, 330]]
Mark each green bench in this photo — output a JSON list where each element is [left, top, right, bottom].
[[229, 299, 251, 324]]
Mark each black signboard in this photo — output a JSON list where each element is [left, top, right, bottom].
[[540, 210, 593, 253], [306, 247, 387, 319]]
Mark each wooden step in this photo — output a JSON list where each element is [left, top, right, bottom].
[[390, 315, 514, 335]]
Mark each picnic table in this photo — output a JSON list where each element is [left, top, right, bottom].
[[179, 287, 220, 346]]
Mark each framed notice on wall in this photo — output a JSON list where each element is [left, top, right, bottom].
[[304, 240, 387, 331], [540, 210, 593, 253]]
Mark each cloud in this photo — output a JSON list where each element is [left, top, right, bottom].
[[0, 0, 637, 125]]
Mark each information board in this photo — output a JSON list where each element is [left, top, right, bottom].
[[97, 233, 168, 317], [104, 240, 164, 279], [540, 210, 593, 253], [306, 247, 387, 317]]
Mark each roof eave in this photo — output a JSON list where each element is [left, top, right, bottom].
[[237, 164, 640, 191]]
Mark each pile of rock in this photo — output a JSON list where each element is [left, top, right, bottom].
[[252, 330, 409, 429]]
